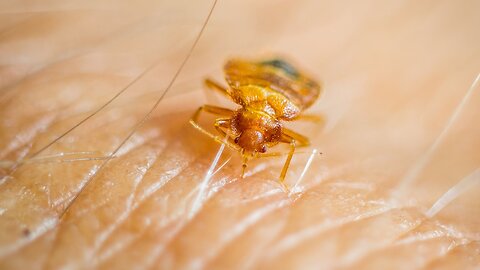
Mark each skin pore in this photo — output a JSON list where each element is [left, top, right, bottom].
[[0, 0, 479, 269]]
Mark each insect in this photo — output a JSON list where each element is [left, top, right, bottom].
[[190, 57, 322, 190]]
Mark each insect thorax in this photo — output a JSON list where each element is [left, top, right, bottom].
[[230, 107, 282, 146]]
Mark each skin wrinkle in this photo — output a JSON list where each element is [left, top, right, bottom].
[[1, 7, 306, 180], [76, 142, 205, 268], [246, 190, 389, 269], [114, 128, 163, 157], [0, 123, 170, 260], [51, 142, 194, 248], [434, 221, 480, 242], [96, 216, 184, 268], [39, 114, 148, 205], [0, 163, 101, 258], [0, 225, 54, 268], [1, 17, 203, 177], [132, 136, 203, 203], [146, 167, 289, 269], [95, 220, 158, 265], [338, 210, 480, 269], [345, 239, 457, 269], [344, 237, 458, 270], [95, 191, 198, 268], [87, 145, 198, 259], [51, 113, 153, 211], [188, 174, 232, 208], [195, 199, 291, 269], [1, 67, 474, 264], [419, 240, 480, 270], [243, 168, 396, 267], [1, 105, 132, 183], [259, 208, 426, 270], [414, 240, 465, 270], [1, 0, 475, 267], [0, 8, 173, 101], [221, 184, 342, 268], [0, 113, 56, 159], [140, 184, 238, 270], [227, 212, 291, 270], [50, 165, 102, 209], [283, 163, 371, 205], [47, 3, 218, 239], [43, 164, 153, 269], [297, 158, 375, 190], [143, 224, 187, 270], [87, 150, 159, 261], [223, 189, 282, 207], [385, 202, 480, 249], [4, 139, 314, 263], [336, 223, 456, 268], [43, 167, 106, 269], [0, 215, 58, 259], [58, 131, 169, 218], [206, 170, 285, 208], [263, 205, 398, 260], [0, 89, 109, 170], [397, 229, 450, 245]]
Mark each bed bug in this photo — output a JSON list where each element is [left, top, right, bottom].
[[190, 57, 322, 190]]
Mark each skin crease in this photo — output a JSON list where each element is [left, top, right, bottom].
[[0, 0, 479, 269]]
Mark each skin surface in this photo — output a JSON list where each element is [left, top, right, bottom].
[[0, 0, 479, 269]]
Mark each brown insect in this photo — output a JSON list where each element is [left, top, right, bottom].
[[190, 57, 322, 190]]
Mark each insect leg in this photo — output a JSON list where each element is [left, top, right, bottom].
[[276, 128, 311, 191], [296, 114, 324, 124], [214, 118, 232, 137], [255, 150, 321, 158], [204, 78, 232, 98], [281, 127, 310, 147], [254, 128, 311, 158], [191, 105, 234, 121], [213, 119, 252, 179], [214, 118, 240, 149], [189, 107, 238, 151]]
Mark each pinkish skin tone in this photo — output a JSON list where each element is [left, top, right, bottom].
[[0, 1, 479, 269]]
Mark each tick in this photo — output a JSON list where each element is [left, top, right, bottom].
[[190, 57, 322, 190]]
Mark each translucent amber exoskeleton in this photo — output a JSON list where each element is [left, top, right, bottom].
[[190, 57, 322, 190]]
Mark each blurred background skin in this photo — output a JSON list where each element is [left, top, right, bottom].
[[0, 0, 479, 269]]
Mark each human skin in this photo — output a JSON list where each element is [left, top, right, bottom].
[[0, 0, 479, 269]]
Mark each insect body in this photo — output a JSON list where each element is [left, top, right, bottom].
[[190, 57, 322, 190]]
